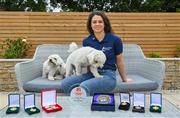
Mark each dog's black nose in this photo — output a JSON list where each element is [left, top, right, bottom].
[[49, 59, 53, 63]]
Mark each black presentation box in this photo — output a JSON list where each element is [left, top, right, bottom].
[[118, 93, 130, 110], [132, 93, 145, 113]]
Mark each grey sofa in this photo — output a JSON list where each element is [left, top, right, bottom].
[[15, 44, 165, 93]]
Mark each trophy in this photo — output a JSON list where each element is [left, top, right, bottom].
[[70, 86, 87, 102], [149, 93, 162, 113], [41, 89, 62, 113], [91, 93, 115, 111], [118, 93, 130, 110], [132, 93, 145, 113], [6, 94, 20, 114], [24, 94, 40, 115]]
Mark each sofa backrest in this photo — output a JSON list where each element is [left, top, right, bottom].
[[33, 44, 145, 74], [123, 44, 145, 74]]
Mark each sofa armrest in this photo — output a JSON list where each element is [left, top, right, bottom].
[[15, 59, 43, 93], [138, 58, 165, 91]]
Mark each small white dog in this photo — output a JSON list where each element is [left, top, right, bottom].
[[66, 42, 106, 78], [67, 42, 78, 53], [42, 54, 66, 80]]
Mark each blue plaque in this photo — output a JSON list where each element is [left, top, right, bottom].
[[91, 93, 115, 111]]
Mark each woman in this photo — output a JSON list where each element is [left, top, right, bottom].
[[61, 11, 132, 96]]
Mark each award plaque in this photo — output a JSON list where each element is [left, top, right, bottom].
[[149, 93, 162, 113], [41, 89, 62, 113], [6, 94, 20, 114], [24, 94, 40, 115], [132, 93, 145, 113], [91, 93, 115, 111], [118, 93, 130, 110], [70, 86, 87, 102]]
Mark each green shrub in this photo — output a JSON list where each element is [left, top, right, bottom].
[[174, 45, 180, 57], [148, 52, 161, 58], [176, 8, 180, 12], [176, 45, 180, 52], [1, 38, 32, 59]]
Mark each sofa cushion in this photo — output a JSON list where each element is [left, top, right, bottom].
[[23, 77, 63, 92], [24, 74, 158, 93], [113, 74, 159, 92]]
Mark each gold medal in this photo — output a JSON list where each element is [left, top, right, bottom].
[[153, 106, 159, 110], [122, 102, 127, 105], [53, 105, 58, 109], [10, 107, 17, 111], [46, 105, 53, 110], [30, 108, 36, 112], [45, 105, 51, 109], [135, 106, 141, 109]]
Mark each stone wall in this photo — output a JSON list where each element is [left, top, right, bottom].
[[162, 59, 180, 90], [0, 59, 180, 92], [0, 60, 19, 92], [0, 59, 29, 92]]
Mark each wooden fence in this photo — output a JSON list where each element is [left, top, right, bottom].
[[0, 12, 180, 58]]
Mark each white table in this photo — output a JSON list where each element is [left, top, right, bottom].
[[0, 95, 180, 118]]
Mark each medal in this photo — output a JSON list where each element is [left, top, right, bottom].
[[30, 108, 36, 112], [10, 107, 17, 111], [46, 105, 53, 110], [121, 102, 127, 105], [53, 106, 59, 109], [135, 106, 141, 110], [153, 106, 159, 110], [45, 105, 58, 110], [97, 95, 111, 104]]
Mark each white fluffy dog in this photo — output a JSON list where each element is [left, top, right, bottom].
[[66, 42, 106, 78], [67, 42, 78, 53], [42, 54, 66, 80]]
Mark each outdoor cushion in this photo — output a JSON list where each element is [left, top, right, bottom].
[[114, 74, 158, 92], [24, 74, 158, 93]]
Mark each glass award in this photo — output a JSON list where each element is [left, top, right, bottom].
[[91, 93, 115, 111], [70, 86, 87, 102], [24, 94, 40, 115], [118, 93, 130, 110], [132, 93, 145, 113], [41, 89, 62, 113], [150, 93, 162, 113], [6, 94, 20, 114]]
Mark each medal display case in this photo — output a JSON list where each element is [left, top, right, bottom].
[[41, 89, 62, 113], [91, 93, 115, 111], [24, 94, 40, 115], [132, 93, 145, 113], [149, 93, 162, 113], [118, 93, 130, 110], [6, 94, 20, 114]]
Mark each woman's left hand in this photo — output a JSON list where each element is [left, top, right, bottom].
[[123, 78, 133, 83]]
